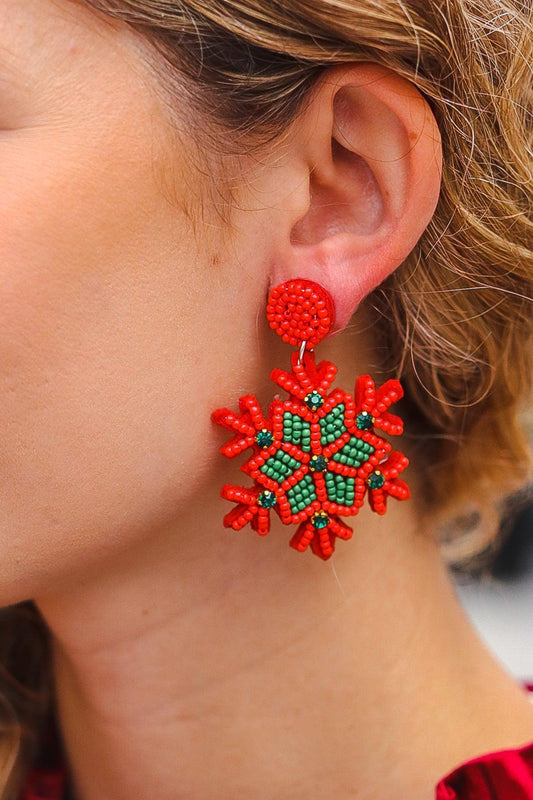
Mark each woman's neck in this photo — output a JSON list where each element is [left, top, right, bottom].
[[36, 495, 533, 800]]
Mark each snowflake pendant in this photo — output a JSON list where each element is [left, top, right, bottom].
[[211, 280, 410, 560]]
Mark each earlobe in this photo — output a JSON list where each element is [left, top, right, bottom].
[[274, 63, 442, 329]]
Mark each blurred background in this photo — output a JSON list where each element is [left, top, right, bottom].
[[454, 501, 533, 683]]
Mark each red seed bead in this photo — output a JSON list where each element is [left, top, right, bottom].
[[266, 279, 334, 349]]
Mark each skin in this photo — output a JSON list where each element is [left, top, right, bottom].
[[1, 2, 533, 799]]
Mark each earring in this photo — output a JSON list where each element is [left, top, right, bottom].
[[211, 279, 409, 560]]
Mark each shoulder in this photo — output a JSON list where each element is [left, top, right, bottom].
[[436, 685, 533, 799]]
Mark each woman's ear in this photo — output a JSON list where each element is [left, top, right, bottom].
[[271, 63, 442, 329]]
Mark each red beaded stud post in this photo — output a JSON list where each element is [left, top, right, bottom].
[[212, 278, 410, 560], [266, 279, 335, 351]]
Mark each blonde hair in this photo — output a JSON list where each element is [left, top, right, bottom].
[[2, 0, 532, 795]]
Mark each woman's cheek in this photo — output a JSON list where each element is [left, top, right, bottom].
[[0, 148, 200, 596], [0, 54, 270, 602]]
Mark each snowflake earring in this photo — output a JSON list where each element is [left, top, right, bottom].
[[211, 279, 410, 560]]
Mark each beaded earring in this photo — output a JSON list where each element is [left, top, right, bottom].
[[211, 279, 410, 560]]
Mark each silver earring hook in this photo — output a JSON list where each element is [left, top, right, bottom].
[[297, 340, 307, 365]]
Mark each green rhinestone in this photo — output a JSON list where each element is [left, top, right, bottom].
[[304, 391, 324, 411], [255, 428, 274, 448], [366, 470, 385, 490], [312, 511, 330, 529], [257, 490, 277, 508], [356, 411, 375, 431], [309, 455, 328, 472]]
